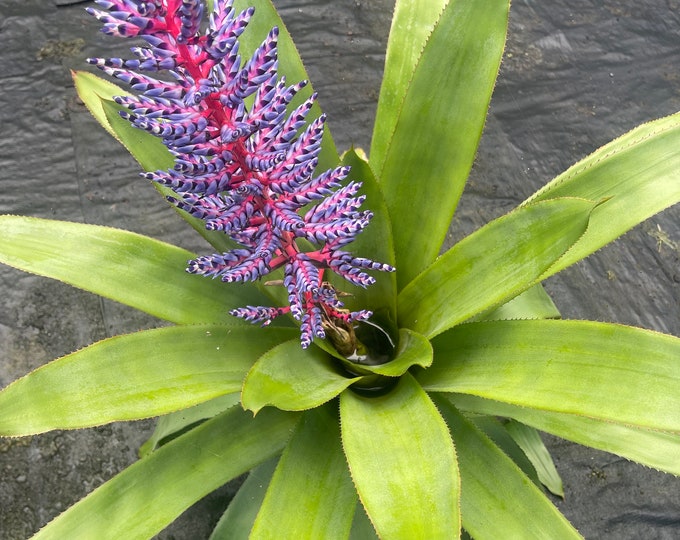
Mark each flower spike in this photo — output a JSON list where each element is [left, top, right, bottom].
[[88, 0, 394, 349]]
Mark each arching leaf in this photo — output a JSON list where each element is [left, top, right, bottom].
[[421, 320, 680, 432], [251, 404, 356, 538], [398, 198, 596, 338], [242, 340, 360, 413], [450, 393, 680, 476], [340, 374, 460, 539], [0, 325, 296, 436], [32, 407, 299, 539], [525, 111, 680, 276], [433, 397, 581, 539], [376, 0, 510, 288], [0, 216, 269, 325]]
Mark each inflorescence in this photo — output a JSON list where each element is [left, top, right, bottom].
[[86, 0, 394, 349]]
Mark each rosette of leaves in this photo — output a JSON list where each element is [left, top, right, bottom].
[[1, 0, 679, 538]]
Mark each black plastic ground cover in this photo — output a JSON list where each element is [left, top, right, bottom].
[[0, 1, 678, 538]]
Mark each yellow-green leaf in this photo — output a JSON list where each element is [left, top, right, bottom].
[[210, 458, 279, 540], [139, 394, 242, 457], [335, 149, 397, 322], [32, 407, 299, 540], [357, 328, 432, 377], [376, 0, 510, 288], [421, 320, 680, 432], [72, 70, 132, 139], [525, 111, 680, 276], [505, 420, 564, 498], [0, 216, 269, 324], [340, 373, 460, 539], [450, 393, 680, 476], [475, 284, 561, 322], [0, 325, 296, 436], [433, 397, 582, 539], [251, 404, 356, 538], [370, 0, 450, 170], [241, 340, 360, 414], [398, 198, 595, 338]]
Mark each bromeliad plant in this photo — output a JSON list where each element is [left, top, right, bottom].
[[0, 0, 679, 538]]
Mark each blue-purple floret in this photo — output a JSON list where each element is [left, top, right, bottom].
[[87, 0, 393, 349]]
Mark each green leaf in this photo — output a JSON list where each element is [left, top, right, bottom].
[[340, 373, 460, 539], [241, 340, 360, 414], [210, 457, 279, 540], [432, 396, 582, 539], [251, 404, 357, 538], [32, 407, 299, 540], [505, 420, 564, 497], [0, 216, 269, 324], [475, 284, 561, 322], [349, 503, 379, 540], [139, 393, 241, 457], [335, 149, 397, 323], [525, 111, 680, 276], [73, 71, 173, 175], [398, 198, 596, 338], [419, 320, 680, 432], [72, 70, 132, 138], [370, 0, 449, 170], [470, 416, 542, 491], [450, 393, 680, 476], [358, 328, 432, 377], [0, 325, 296, 436], [376, 0, 510, 288]]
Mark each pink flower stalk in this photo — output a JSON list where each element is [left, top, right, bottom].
[[86, 0, 394, 349]]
